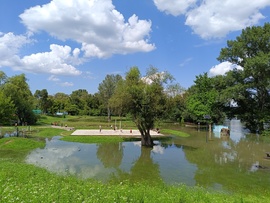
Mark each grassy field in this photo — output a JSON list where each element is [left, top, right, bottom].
[[0, 115, 268, 202], [36, 115, 137, 130]]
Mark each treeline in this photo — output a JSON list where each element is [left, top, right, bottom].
[[0, 23, 269, 134]]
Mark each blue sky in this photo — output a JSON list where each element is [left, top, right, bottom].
[[1, 0, 270, 95]]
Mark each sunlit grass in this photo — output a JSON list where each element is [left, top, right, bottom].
[[32, 127, 69, 137], [62, 135, 125, 143], [36, 115, 137, 129], [0, 137, 44, 151], [161, 129, 190, 137], [0, 160, 262, 203]]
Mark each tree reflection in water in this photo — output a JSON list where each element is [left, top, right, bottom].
[[97, 143, 123, 168], [96, 143, 162, 184]]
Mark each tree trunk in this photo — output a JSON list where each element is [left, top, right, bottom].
[[141, 133, 154, 147], [107, 107, 111, 122]]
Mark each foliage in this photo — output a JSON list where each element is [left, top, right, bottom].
[[0, 71, 7, 85], [1, 74, 37, 125], [184, 73, 226, 124], [0, 91, 16, 125], [49, 92, 70, 115], [98, 74, 123, 121], [166, 93, 187, 123], [217, 23, 270, 133], [110, 66, 175, 147], [34, 89, 49, 113], [69, 89, 90, 115]]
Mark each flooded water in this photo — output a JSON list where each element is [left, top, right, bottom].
[[26, 119, 270, 194]]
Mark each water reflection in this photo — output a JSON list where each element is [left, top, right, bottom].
[[26, 137, 197, 185], [26, 121, 270, 194]]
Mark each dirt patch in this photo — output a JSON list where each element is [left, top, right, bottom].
[[4, 140, 13, 145]]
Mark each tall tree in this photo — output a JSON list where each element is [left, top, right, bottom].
[[53, 92, 70, 114], [163, 83, 186, 122], [98, 74, 122, 121], [2, 74, 36, 125], [111, 66, 174, 147], [70, 89, 90, 115], [34, 89, 49, 113], [184, 73, 227, 124], [0, 90, 16, 125], [217, 23, 270, 133]]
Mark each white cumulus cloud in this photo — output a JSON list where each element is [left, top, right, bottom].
[[21, 44, 82, 75], [0, 32, 82, 76], [153, 0, 270, 39], [0, 32, 31, 67], [153, 0, 197, 16], [20, 0, 155, 58], [209, 61, 243, 77]]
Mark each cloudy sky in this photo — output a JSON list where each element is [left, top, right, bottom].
[[1, 0, 270, 95]]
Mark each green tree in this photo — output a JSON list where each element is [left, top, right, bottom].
[[109, 79, 128, 118], [70, 89, 90, 115], [52, 92, 70, 114], [0, 71, 7, 85], [98, 74, 122, 121], [111, 66, 174, 147], [2, 74, 36, 125], [34, 89, 49, 113], [184, 73, 226, 124], [217, 23, 270, 133], [164, 83, 186, 122], [88, 93, 101, 116], [0, 90, 16, 125]]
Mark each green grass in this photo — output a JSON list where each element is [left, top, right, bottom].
[[161, 129, 190, 137], [62, 135, 126, 143], [0, 137, 44, 151], [0, 160, 264, 203], [0, 137, 45, 162], [32, 127, 70, 137], [36, 115, 137, 129]]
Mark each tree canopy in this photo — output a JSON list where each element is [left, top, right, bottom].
[[217, 23, 270, 133], [98, 74, 122, 121], [2, 74, 36, 125], [110, 66, 175, 147]]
